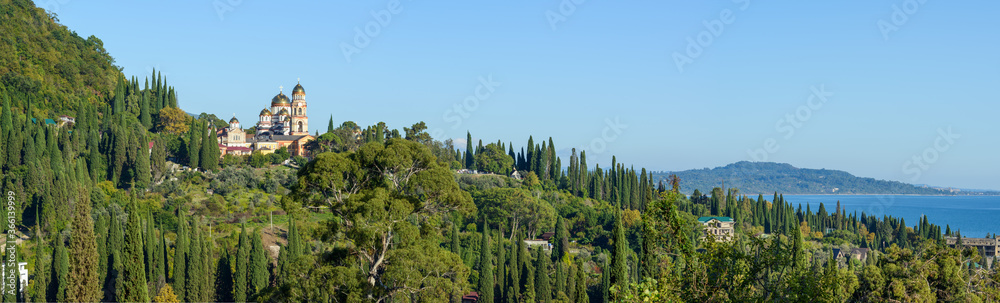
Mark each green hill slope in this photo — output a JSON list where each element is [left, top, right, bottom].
[[652, 161, 950, 195], [0, 0, 120, 116]]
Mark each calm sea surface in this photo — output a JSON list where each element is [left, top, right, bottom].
[[783, 195, 1000, 238]]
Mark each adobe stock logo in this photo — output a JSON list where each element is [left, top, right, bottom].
[[902, 127, 959, 182], [671, 0, 751, 73], [340, 0, 411, 63], [747, 85, 833, 161], [877, 0, 929, 41]]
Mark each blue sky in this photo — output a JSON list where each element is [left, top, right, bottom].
[[50, 0, 999, 190]]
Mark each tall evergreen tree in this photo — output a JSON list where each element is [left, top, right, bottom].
[[185, 217, 203, 303], [451, 223, 461, 256], [479, 224, 494, 303], [215, 250, 235, 303], [104, 206, 126, 302], [67, 189, 101, 303], [535, 248, 550, 303], [249, 228, 270, 299], [496, 231, 507, 301], [186, 119, 201, 168], [327, 115, 334, 133], [554, 217, 569, 261], [31, 215, 49, 303], [234, 223, 249, 303], [199, 123, 219, 171], [575, 263, 589, 303], [122, 202, 151, 303], [610, 209, 628, 295], [51, 235, 69, 302], [466, 132, 476, 170], [172, 211, 188, 301]]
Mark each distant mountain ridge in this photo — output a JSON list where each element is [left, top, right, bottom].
[[651, 161, 960, 195]]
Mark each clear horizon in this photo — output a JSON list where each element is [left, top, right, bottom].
[[49, 0, 1000, 190]]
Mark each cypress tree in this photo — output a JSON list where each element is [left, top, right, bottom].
[[575, 264, 589, 303], [140, 91, 151, 129], [185, 218, 203, 303], [478, 224, 494, 303], [51, 236, 69, 302], [601, 257, 610, 303], [32, 217, 49, 303], [104, 206, 125, 302], [202, 228, 216, 302], [122, 203, 150, 303], [451, 223, 461, 256], [215, 250, 235, 303], [67, 189, 101, 303], [567, 263, 577, 301], [199, 124, 219, 171], [249, 228, 269, 299], [146, 211, 158, 287], [158, 223, 168, 292], [172, 212, 188, 301], [234, 223, 249, 303], [327, 115, 334, 133], [465, 132, 476, 170], [134, 131, 152, 189], [535, 248, 550, 303], [610, 209, 628, 293], [186, 119, 201, 168], [507, 230, 519, 299], [554, 217, 569, 261], [555, 260, 566, 299], [497, 232, 506, 301]]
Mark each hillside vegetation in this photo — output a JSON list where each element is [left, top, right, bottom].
[[654, 161, 949, 195]]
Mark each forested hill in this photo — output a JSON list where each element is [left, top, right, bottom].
[[0, 0, 122, 115], [652, 161, 951, 195]]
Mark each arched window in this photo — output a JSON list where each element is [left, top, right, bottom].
[[298, 121, 304, 133]]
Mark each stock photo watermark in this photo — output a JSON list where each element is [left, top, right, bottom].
[[672, 0, 751, 73], [340, 0, 411, 63], [430, 74, 502, 140], [4, 191, 15, 297], [877, 0, 929, 41], [545, 0, 589, 31], [577, 117, 627, 155], [213, 0, 243, 21], [902, 127, 959, 182], [747, 84, 833, 162]]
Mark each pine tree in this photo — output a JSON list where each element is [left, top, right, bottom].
[[122, 202, 150, 303], [249, 228, 270, 299], [478, 224, 494, 303], [234, 223, 249, 303], [535, 248, 550, 303]]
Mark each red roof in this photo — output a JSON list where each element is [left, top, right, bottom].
[[540, 232, 556, 241], [462, 292, 480, 300], [228, 146, 251, 152]]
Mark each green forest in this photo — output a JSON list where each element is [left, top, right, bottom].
[[0, 0, 998, 302]]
